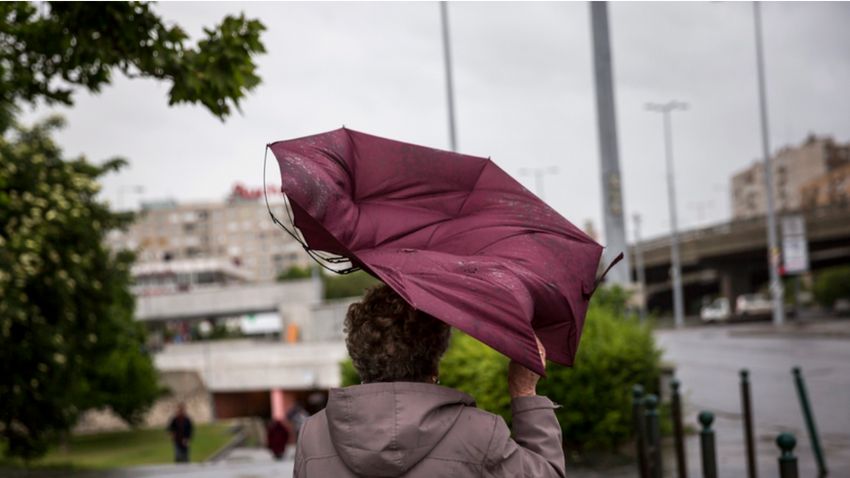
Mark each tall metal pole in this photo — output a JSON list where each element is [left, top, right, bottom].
[[646, 101, 687, 328], [752, 2, 785, 326], [439, 1, 458, 152], [633, 213, 648, 322], [589, 2, 631, 286]]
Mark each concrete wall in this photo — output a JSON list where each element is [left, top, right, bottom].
[[136, 279, 320, 321], [154, 340, 348, 392], [74, 370, 212, 433]]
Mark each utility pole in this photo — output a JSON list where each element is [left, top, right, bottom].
[[519, 166, 559, 201], [589, 2, 631, 285], [633, 213, 648, 322], [646, 101, 687, 328], [439, 1, 458, 152], [752, 2, 785, 326]]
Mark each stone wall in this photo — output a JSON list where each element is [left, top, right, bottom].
[[74, 370, 212, 434]]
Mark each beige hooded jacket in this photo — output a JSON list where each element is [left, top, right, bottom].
[[294, 381, 566, 477]]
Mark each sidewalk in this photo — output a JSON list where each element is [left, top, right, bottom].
[[729, 315, 850, 339], [1, 448, 294, 478]]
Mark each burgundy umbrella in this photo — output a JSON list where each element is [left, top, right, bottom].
[[267, 128, 620, 375]]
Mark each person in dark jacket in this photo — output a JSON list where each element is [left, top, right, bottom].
[[294, 284, 565, 477], [167, 402, 193, 463], [267, 419, 290, 460]]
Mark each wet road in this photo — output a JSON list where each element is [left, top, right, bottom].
[[656, 319, 850, 477]]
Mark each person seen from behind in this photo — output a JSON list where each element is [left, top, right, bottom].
[[267, 418, 290, 460], [294, 284, 565, 477], [167, 402, 193, 463]]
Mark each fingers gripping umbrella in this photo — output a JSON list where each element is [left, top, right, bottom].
[[267, 128, 621, 375]]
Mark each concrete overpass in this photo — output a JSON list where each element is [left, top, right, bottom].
[[136, 279, 358, 420], [135, 278, 321, 322], [630, 205, 850, 315]]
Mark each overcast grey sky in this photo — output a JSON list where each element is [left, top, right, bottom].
[[23, 1, 850, 242]]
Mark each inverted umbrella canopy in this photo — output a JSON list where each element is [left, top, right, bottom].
[[268, 128, 615, 375]]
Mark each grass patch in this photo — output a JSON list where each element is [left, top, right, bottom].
[[2, 422, 233, 470]]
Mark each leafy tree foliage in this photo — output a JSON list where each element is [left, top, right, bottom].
[[0, 118, 161, 459], [0, 2, 266, 130], [0, 2, 266, 460]]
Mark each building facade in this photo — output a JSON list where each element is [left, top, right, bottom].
[[800, 162, 850, 209], [107, 184, 311, 283], [731, 135, 850, 219]]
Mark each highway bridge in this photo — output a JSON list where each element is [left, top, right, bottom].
[[630, 205, 850, 315]]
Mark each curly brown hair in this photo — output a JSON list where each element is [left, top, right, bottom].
[[345, 284, 451, 384]]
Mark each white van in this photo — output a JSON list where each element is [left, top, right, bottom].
[[700, 298, 731, 322]]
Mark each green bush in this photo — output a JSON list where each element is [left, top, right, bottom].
[[538, 305, 661, 451], [339, 286, 661, 452], [323, 271, 380, 300], [812, 265, 850, 308], [439, 332, 511, 421], [276, 265, 312, 281], [340, 358, 360, 387]]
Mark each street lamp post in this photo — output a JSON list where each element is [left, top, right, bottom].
[[439, 1, 458, 152], [646, 101, 687, 328], [519, 166, 559, 201], [633, 213, 648, 322], [752, 2, 785, 326]]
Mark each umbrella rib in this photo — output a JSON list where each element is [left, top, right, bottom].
[[264, 145, 303, 243], [265, 144, 359, 275], [453, 160, 491, 218], [420, 160, 490, 249]]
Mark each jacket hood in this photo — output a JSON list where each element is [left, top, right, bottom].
[[325, 381, 476, 477]]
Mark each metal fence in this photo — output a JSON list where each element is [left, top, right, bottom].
[[633, 366, 828, 478]]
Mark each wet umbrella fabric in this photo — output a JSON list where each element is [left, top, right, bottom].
[[268, 128, 610, 375]]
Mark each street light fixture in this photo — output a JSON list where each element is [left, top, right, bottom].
[[117, 185, 145, 211], [646, 100, 687, 328], [519, 166, 559, 201]]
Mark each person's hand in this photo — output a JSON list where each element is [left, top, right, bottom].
[[508, 336, 546, 398]]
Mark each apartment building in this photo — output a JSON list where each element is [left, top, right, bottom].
[[107, 185, 311, 282], [731, 135, 850, 219], [801, 162, 850, 209]]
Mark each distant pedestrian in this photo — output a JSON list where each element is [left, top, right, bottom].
[[167, 402, 193, 463], [266, 419, 290, 460], [286, 403, 309, 438]]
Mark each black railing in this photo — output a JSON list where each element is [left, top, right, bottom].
[[630, 366, 826, 477]]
